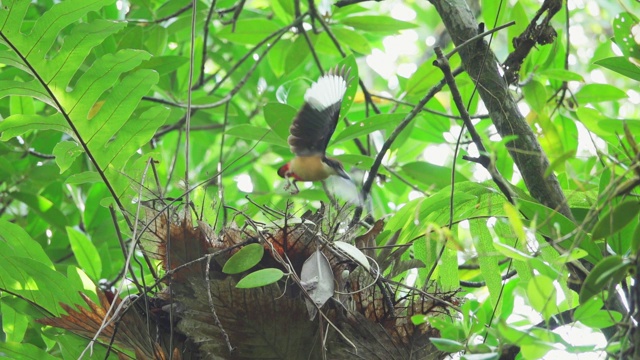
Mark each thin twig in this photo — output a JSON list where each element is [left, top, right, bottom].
[[129, 3, 192, 24], [198, 1, 218, 87], [294, 0, 323, 70], [370, 93, 491, 120], [444, 21, 515, 59], [434, 47, 515, 203]]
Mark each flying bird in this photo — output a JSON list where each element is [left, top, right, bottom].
[[277, 66, 353, 195]]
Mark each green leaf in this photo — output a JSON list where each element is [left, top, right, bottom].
[[543, 149, 576, 178], [0, 342, 59, 360], [10, 91, 35, 116], [0, 219, 53, 268], [579, 255, 631, 304], [332, 27, 372, 54], [612, 12, 640, 59], [217, 19, 282, 45], [65, 171, 103, 185], [0, 256, 83, 316], [573, 296, 603, 321], [45, 20, 126, 88], [538, 68, 585, 82], [516, 198, 601, 263], [503, 202, 526, 242], [332, 113, 407, 145], [66, 227, 102, 280], [400, 161, 468, 189], [2, 304, 28, 343], [471, 220, 503, 308], [520, 342, 556, 359], [236, 268, 284, 288], [226, 124, 288, 147], [577, 310, 623, 329], [341, 15, 418, 33], [267, 40, 288, 77], [481, 0, 507, 30], [405, 55, 440, 96], [271, 0, 294, 23], [592, 200, 640, 240], [223, 243, 265, 274], [0, 114, 70, 140], [575, 83, 627, 103], [492, 239, 533, 261], [284, 35, 310, 74], [632, 222, 640, 255], [462, 354, 500, 360], [527, 274, 557, 321], [523, 80, 548, 113], [10, 192, 68, 231], [0, 80, 57, 109], [429, 338, 465, 353], [53, 141, 83, 174], [573, 296, 622, 328], [594, 56, 640, 82], [264, 102, 297, 141], [138, 55, 189, 75], [0, 0, 166, 213]]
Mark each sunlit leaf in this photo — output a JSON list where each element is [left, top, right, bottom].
[[575, 83, 627, 103], [0, 342, 59, 360], [66, 227, 102, 280], [10, 192, 68, 231], [217, 19, 282, 45], [341, 15, 418, 33], [538, 68, 585, 82], [53, 141, 83, 174], [613, 12, 640, 59], [527, 274, 557, 321], [594, 56, 640, 82]]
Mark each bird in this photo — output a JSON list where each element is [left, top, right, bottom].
[[277, 66, 353, 195]]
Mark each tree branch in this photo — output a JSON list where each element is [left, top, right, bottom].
[[428, 0, 574, 221]]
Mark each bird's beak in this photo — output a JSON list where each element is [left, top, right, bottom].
[[335, 167, 351, 181]]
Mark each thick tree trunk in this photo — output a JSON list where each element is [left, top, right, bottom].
[[428, 0, 574, 221]]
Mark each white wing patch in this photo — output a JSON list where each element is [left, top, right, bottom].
[[304, 73, 347, 111]]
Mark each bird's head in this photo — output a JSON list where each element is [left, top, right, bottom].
[[277, 163, 290, 179]]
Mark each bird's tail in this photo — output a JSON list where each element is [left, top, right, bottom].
[[325, 175, 364, 206]]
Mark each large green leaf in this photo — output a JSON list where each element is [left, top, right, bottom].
[[0, 0, 168, 210], [591, 200, 640, 240], [341, 15, 418, 33], [471, 219, 503, 308], [595, 57, 640, 82]]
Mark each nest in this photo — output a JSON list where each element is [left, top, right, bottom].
[[41, 204, 459, 359]]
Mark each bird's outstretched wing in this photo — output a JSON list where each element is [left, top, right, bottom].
[[288, 66, 351, 156]]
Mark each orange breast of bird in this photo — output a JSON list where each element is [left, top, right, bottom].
[[289, 156, 333, 181]]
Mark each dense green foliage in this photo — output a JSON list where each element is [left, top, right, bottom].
[[0, 0, 639, 358]]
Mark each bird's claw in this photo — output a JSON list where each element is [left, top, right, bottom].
[[284, 177, 299, 195]]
